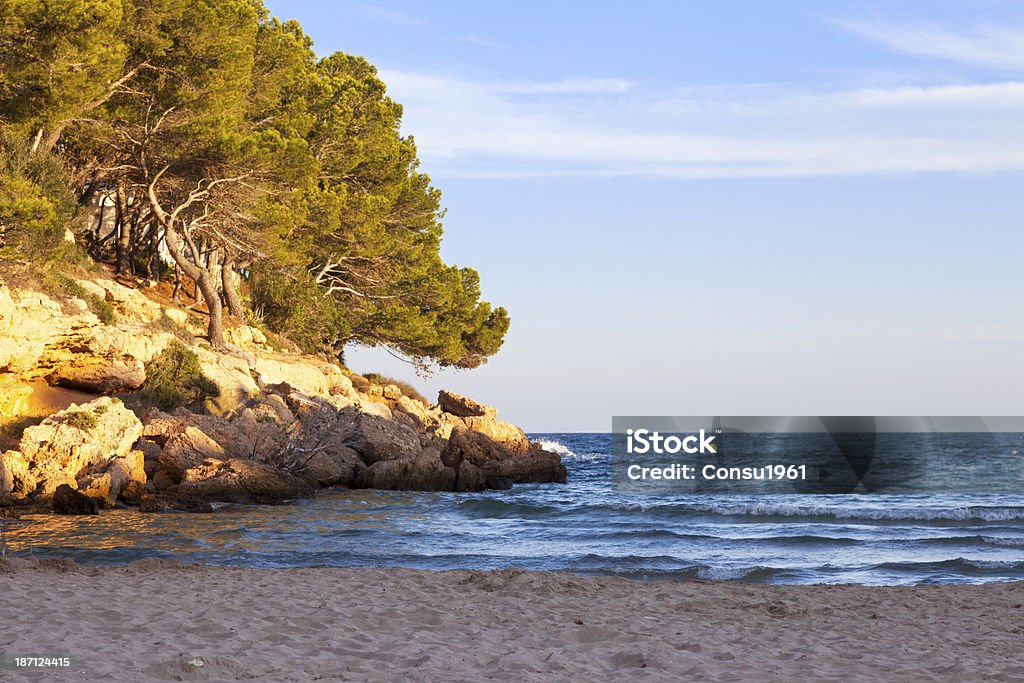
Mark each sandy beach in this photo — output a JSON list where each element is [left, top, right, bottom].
[[0, 559, 1021, 681]]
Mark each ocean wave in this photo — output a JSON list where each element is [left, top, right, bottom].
[[679, 502, 1024, 523], [453, 496, 1024, 523], [871, 557, 1024, 576]]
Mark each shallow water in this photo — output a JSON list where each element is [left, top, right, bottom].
[[6, 433, 1024, 585]]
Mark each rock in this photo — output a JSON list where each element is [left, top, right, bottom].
[[442, 430, 567, 486], [0, 451, 36, 497], [223, 325, 269, 351], [104, 450, 146, 499], [391, 395, 432, 430], [0, 376, 33, 416], [0, 286, 66, 373], [136, 439, 162, 478], [162, 308, 189, 327], [354, 450, 456, 491], [158, 426, 225, 481], [257, 395, 295, 425], [17, 397, 143, 495], [438, 390, 497, 418], [78, 473, 112, 500], [52, 484, 99, 515], [75, 447, 146, 504], [355, 397, 393, 420], [74, 278, 165, 324], [454, 459, 486, 492], [194, 348, 260, 416], [254, 357, 334, 397], [177, 458, 313, 505], [330, 373, 356, 398], [118, 479, 149, 506], [138, 492, 214, 513], [345, 413, 422, 465], [460, 415, 532, 454], [300, 445, 363, 487], [44, 354, 146, 393], [38, 324, 175, 393], [147, 408, 288, 464]]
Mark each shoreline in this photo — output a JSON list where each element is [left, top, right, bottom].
[[3, 560, 1022, 681]]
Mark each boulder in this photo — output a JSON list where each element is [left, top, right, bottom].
[[354, 449, 456, 491], [437, 390, 497, 418], [177, 458, 314, 505], [0, 450, 36, 497], [78, 473, 113, 500], [0, 286, 66, 374], [118, 479, 149, 506], [194, 348, 260, 416], [442, 430, 567, 485], [391, 395, 433, 430], [344, 413, 422, 465], [157, 426, 225, 480], [38, 326, 175, 393], [258, 395, 295, 425], [254, 357, 333, 397], [300, 445, 363, 487], [104, 450, 146, 499], [354, 397, 392, 420], [138, 492, 214, 513], [136, 439, 162, 479], [17, 397, 143, 495], [461, 415, 532, 454], [52, 484, 99, 515]]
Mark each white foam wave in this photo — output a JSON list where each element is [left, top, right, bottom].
[[536, 439, 576, 457], [696, 566, 755, 580]]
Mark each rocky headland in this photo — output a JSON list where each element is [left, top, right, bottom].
[[0, 277, 565, 514]]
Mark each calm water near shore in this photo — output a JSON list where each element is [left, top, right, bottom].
[[7, 433, 1024, 585]]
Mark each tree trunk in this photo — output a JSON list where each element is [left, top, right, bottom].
[[115, 183, 131, 275], [196, 270, 225, 348], [172, 265, 182, 304], [221, 257, 246, 322], [149, 224, 162, 282], [146, 175, 226, 349], [39, 124, 66, 155]]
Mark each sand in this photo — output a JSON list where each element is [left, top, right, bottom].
[[1, 559, 1022, 682]]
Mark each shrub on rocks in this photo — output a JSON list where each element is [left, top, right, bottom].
[[139, 341, 220, 411]]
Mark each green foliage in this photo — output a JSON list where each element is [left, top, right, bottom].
[[1, 1, 511, 370], [64, 410, 99, 433], [139, 340, 220, 411], [249, 266, 349, 354], [0, 131, 80, 266]]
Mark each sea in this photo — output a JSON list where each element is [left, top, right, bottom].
[[6, 432, 1024, 585]]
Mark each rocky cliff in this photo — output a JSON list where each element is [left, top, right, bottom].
[[0, 277, 565, 513]]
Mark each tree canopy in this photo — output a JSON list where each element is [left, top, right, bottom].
[[0, 0, 508, 368]]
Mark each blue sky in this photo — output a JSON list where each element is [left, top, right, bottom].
[[266, 1, 1024, 431]]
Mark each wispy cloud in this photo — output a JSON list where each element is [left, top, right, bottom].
[[833, 17, 1024, 70], [353, 4, 426, 28], [451, 33, 502, 49], [380, 69, 1024, 178]]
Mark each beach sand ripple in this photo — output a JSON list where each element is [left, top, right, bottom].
[[1, 559, 1022, 681]]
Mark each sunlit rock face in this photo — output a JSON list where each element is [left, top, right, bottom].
[[1, 396, 143, 500], [0, 278, 565, 510]]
